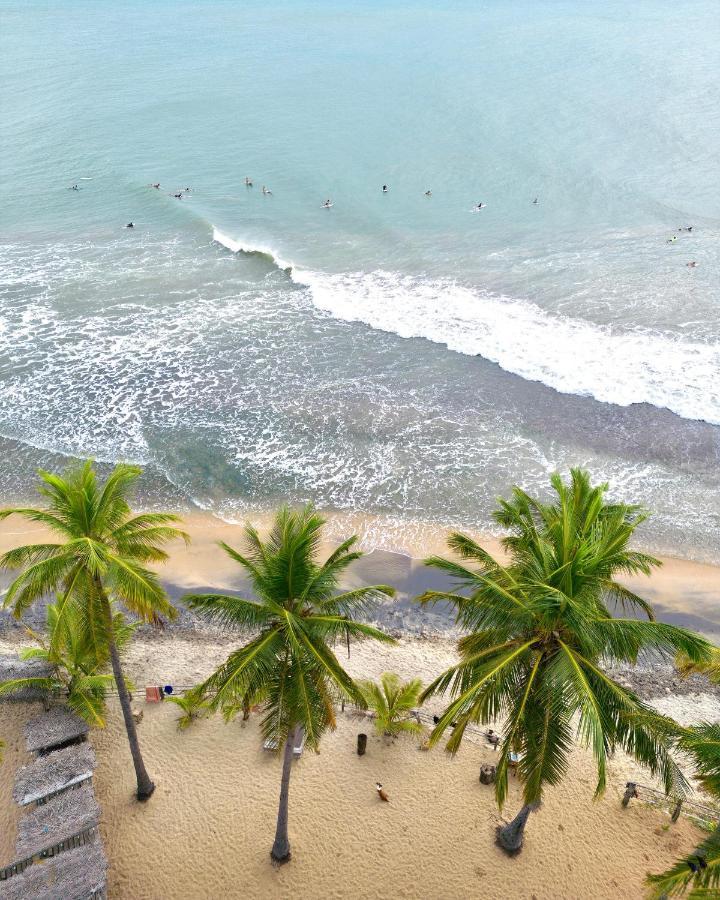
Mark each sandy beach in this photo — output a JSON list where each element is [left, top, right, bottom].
[[0, 633, 714, 900], [1, 509, 719, 898]]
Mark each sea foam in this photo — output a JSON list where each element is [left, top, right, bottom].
[[214, 229, 720, 426]]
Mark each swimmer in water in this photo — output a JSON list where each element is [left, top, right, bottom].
[[173, 192, 183, 199], [667, 235, 677, 243], [532, 197, 538, 204], [382, 184, 388, 193], [244, 177, 253, 186], [69, 184, 79, 191], [322, 199, 332, 208], [152, 183, 160, 189], [678, 225, 693, 232], [686, 261, 698, 268], [475, 202, 486, 210], [262, 185, 272, 195], [425, 190, 432, 196], [125, 222, 134, 228]]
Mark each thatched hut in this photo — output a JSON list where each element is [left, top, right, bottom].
[[15, 781, 100, 860], [0, 654, 53, 702], [13, 743, 96, 806], [24, 706, 89, 754], [0, 836, 107, 900]]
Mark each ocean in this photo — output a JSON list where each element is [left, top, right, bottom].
[[1, 0, 718, 560]]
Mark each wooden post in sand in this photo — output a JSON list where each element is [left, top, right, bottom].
[[357, 733, 367, 756]]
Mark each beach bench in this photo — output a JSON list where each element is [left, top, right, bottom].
[[263, 727, 306, 757]]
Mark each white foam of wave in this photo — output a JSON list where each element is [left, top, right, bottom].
[[212, 228, 293, 271], [213, 229, 720, 425], [293, 269, 720, 426]]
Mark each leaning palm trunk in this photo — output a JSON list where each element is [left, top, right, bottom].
[[271, 725, 297, 863], [102, 591, 155, 800], [496, 803, 535, 854]]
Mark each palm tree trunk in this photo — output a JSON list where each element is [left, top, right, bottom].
[[270, 724, 297, 864], [496, 803, 535, 854], [102, 597, 155, 800]]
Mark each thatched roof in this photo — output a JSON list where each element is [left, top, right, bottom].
[[25, 705, 89, 754], [0, 654, 53, 702], [1, 836, 107, 900], [13, 743, 96, 806], [15, 782, 100, 859]]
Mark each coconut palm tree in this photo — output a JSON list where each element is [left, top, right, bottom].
[[183, 505, 395, 863], [358, 672, 423, 737], [420, 470, 712, 853], [0, 597, 136, 726], [0, 461, 188, 799], [647, 724, 720, 896]]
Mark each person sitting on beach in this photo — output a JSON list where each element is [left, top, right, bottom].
[[486, 729, 500, 748]]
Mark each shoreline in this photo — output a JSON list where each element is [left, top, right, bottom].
[[2, 507, 720, 638]]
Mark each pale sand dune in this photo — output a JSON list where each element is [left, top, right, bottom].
[[0, 704, 34, 866]]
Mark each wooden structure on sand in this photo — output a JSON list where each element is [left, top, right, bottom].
[[0, 669, 109, 898], [13, 743, 96, 807], [24, 705, 90, 754], [0, 837, 107, 900]]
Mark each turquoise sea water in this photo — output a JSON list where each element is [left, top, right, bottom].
[[1, 1, 719, 558]]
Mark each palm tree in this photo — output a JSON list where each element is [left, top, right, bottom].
[[0, 597, 136, 726], [359, 672, 423, 737], [183, 505, 395, 863], [0, 461, 188, 799], [647, 725, 720, 896], [420, 470, 712, 853]]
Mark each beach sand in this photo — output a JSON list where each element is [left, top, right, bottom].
[[1, 509, 719, 898], [0, 635, 707, 900]]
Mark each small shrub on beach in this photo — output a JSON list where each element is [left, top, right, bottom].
[[358, 672, 423, 737]]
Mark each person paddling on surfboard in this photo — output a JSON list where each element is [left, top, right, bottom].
[[382, 184, 388, 193], [475, 202, 486, 210], [322, 199, 332, 208]]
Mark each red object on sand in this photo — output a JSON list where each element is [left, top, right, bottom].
[[145, 686, 162, 703]]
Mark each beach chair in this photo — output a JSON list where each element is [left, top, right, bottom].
[[145, 686, 162, 703], [292, 726, 306, 758]]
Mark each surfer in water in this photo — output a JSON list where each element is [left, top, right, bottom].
[[382, 184, 388, 193], [173, 192, 183, 199], [322, 199, 332, 208], [69, 184, 79, 191], [425, 190, 432, 196], [475, 202, 486, 210], [667, 235, 677, 243], [262, 185, 272, 195], [151, 183, 160, 189], [532, 197, 538, 204], [678, 226, 693, 232], [244, 177, 253, 186], [125, 222, 134, 228], [686, 261, 698, 268]]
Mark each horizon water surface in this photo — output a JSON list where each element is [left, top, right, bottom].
[[1, 1, 719, 561]]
